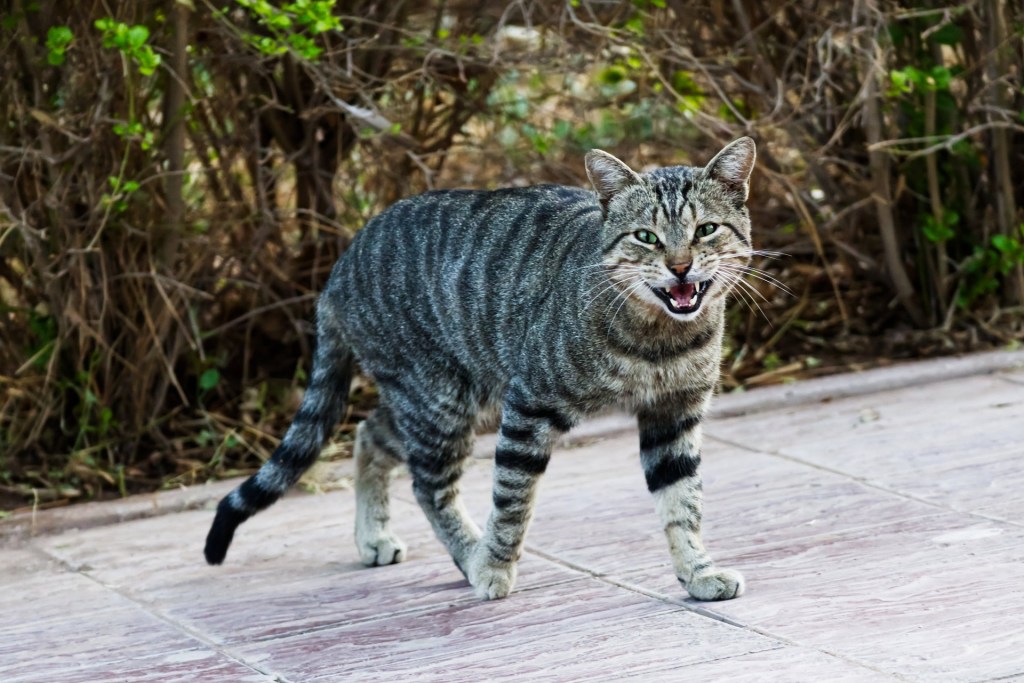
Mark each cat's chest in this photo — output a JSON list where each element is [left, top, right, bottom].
[[603, 352, 716, 407]]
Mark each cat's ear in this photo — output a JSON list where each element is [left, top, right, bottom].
[[585, 149, 642, 208], [703, 137, 756, 200]]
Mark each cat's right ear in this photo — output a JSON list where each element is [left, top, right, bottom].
[[585, 150, 642, 209]]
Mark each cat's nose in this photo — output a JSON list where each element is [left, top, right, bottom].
[[669, 262, 692, 280]]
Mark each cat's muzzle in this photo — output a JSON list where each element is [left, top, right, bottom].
[[650, 280, 712, 315]]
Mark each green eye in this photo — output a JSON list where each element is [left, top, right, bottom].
[[695, 223, 718, 238], [634, 230, 660, 245]]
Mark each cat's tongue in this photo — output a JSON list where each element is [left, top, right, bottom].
[[668, 282, 697, 309]]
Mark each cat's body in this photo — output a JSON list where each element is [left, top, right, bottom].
[[205, 138, 757, 601]]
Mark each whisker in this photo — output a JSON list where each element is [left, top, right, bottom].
[[716, 268, 774, 303], [718, 264, 795, 296], [580, 264, 654, 300], [717, 266, 773, 305], [717, 249, 788, 260], [716, 271, 771, 323], [716, 272, 759, 319], [607, 278, 649, 332], [596, 277, 641, 323], [581, 270, 644, 303], [584, 272, 646, 314]]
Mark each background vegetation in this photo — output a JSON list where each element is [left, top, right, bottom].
[[2, 0, 1022, 510]]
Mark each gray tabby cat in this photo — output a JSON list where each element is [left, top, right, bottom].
[[205, 137, 757, 601]]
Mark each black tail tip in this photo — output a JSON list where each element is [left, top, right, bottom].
[[204, 501, 247, 565]]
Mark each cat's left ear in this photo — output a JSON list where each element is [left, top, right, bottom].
[[703, 137, 756, 201], [585, 149, 643, 209]]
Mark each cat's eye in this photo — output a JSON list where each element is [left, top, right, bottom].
[[634, 230, 660, 245], [695, 223, 718, 238]]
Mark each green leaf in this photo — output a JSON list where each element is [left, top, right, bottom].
[[199, 368, 220, 391], [127, 25, 149, 49], [991, 234, 1011, 253], [46, 25, 73, 52], [623, 16, 644, 34], [921, 213, 955, 243], [889, 67, 923, 94], [552, 120, 572, 140], [597, 65, 627, 86], [929, 24, 963, 46], [929, 66, 952, 91], [671, 70, 702, 96]]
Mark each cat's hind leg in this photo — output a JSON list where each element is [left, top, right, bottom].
[[389, 389, 482, 577], [354, 406, 407, 566]]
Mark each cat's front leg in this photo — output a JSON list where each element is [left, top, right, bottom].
[[637, 406, 744, 601], [468, 395, 573, 600]]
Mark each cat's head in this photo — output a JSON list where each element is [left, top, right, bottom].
[[585, 137, 755, 322]]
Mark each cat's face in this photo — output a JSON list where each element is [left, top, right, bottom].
[[586, 138, 755, 323]]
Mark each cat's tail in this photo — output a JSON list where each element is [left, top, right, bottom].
[[204, 342, 355, 565]]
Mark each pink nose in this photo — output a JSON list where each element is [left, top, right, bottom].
[[669, 262, 692, 276]]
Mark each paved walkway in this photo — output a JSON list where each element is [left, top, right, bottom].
[[4, 351, 1024, 682]]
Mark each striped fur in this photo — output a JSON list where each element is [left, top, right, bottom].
[[204, 138, 756, 601]]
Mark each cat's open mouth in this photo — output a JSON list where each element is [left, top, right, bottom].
[[650, 280, 712, 315]]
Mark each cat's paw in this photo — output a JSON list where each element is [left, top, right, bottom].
[[357, 532, 407, 567], [683, 567, 745, 601], [466, 551, 517, 600]]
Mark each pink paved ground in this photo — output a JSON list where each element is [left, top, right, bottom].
[[3, 352, 1024, 682]]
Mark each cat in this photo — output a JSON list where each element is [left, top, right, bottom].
[[204, 137, 756, 601]]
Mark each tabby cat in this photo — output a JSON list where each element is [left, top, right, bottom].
[[205, 137, 757, 601]]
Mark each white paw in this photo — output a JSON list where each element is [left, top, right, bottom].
[[684, 567, 745, 601], [357, 533, 407, 567], [467, 550, 517, 600]]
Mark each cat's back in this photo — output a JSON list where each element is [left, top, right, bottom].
[[357, 183, 596, 247], [326, 183, 601, 369], [337, 183, 600, 298]]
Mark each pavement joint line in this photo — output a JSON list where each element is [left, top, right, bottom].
[[610, 646, 792, 682], [995, 373, 1024, 387], [977, 671, 1024, 683], [594, 572, 919, 683], [523, 543, 750, 628], [25, 543, 291, 683], [611, 646, 911, 683], [704, 434, 1024, 531], [609, 644, 790, 681], [709, 349, 1024, 419]]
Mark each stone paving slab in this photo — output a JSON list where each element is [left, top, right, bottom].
[[618, 513, 1024, 682], [3, 351, 1024, 682], [233, 580, 779, 682]]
